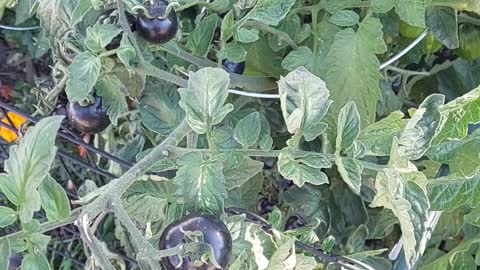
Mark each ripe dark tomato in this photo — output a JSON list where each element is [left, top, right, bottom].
[[136, 0, 178, 44], [9, 255, 22, 270], [66, 97, 110, 134], [222, 60, 245, 75], [284, 215, 306, 231], [279, 177, 294, 191], [256, 197, 274, 215], [391, 79, 401, 93], [159, 214, 232, 270]]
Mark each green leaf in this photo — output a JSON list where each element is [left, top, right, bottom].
[[0, 116, 63, 223], [428, 173, 480, 211], [336, 157, 363, 194], [329, 10, 360, 27], [15, 0, 35, 25], [226, 174, 263, 210], [0, 206, 16, 228], [0, 239, 10, 270], [371, 171, 429, 268], [295, 255, 317, 270], [358, 111, 406, 156], [278, 148, 332, 187], [175, 153, 227, 215], [394, 0, 431, 27], [464, 207, 480, 227], [370, 140, 430, 268], [84, 24, 122, 53], [123, 180, 173, 224], [336, 102, 361, 152], [187, 15, 218, 56], [178, 68, 234, 134], [325, 0, 359, 13], [281, 46, 313, 71], [220, 11, 235, 42], [450, 253, 476, 269], [139, 81, 185, 136], [426, 7, 459, 49], [323, 17, 386, 133], [259, 135, 273, 151], [234, 28, 260, 43], [65, 52, 101, 102], [266, 237, 296, 269], [371, 0, 394, 13], [278, 67, 332, 141], [449, 138, 480, 176], [38, 175, 70, 221], [223, 155, 263, 190], [219, 43, 247, 62], [234, 112, 261, 148], [71, 0, 93, 26], [434, 86, 480, 144], [117, 33, 136, 71], [21, 254, 52, 270], [268, 15, 309, 51], [346, 224, 368, 253], [29, 233, 51, 253], [244, 37, 285, 77], [36, 0, 72, 47], [399, 94, 445, 160], [419, 235, 480, 270], [95, 74, 128, 125], [248, 0, 296, 26]]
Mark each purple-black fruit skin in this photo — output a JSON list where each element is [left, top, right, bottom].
[[136, 0, 178, 44], [67, 97, 110, 134], [9, 255, 22, 270], [284, 215, 306, 231], [159, 214, 232, 270], [256, 197, 274, 215], [222, 60, 245, 75]]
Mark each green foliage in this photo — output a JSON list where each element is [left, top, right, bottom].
[[0, 116, 64, 223], [178, 68, 233, 135], [4, 0, 480, 268]]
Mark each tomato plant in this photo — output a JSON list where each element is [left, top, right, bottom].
[[1, 0, 480, 269]]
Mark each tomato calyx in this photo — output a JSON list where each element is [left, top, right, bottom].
[[159, 213, 232, 270], [134, 0, 178, 44]]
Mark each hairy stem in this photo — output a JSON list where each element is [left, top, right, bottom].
[[0, 209, 81, 242], [244, 21, 298, 49], [82, 120, 190, 219]]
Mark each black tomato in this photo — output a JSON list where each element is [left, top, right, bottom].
[[136, 0, 178, 44], [256, 197, 274, 215], [391, 79, 401, 93], [284, 215, 306, 231], [222, 60, 245, 75], [159, 214, 232, 270], [279, 177, 294, 191], [9, 255, 22, 270], [66, 97, 110, 134]]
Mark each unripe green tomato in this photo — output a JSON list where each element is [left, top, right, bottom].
[[399, 21, 426, 39], [422, 33, 442, 55], [456, 24, 480, 61]]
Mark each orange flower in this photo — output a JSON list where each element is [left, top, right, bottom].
[[0, 112, 27, 143]]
